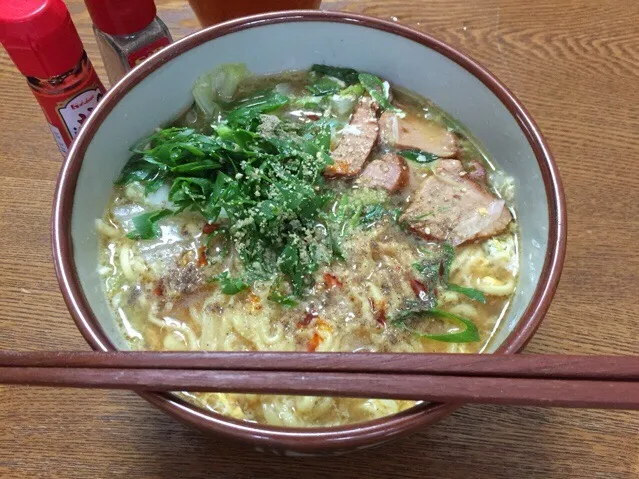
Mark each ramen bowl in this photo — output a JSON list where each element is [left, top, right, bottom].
[[52, 11, 566, 455]]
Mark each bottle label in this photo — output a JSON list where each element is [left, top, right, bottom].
[[34, 67, 105, 155], [57, 88, 103, 139], [127, 37, 171, 68]]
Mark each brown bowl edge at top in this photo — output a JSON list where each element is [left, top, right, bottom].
[[51, 10, 567, 454]]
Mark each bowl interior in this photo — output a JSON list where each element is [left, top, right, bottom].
[[70, 19, 549, 353]]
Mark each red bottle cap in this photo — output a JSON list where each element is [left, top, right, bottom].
[[0, 0, 84, 79], [84, 0, 157, 36]]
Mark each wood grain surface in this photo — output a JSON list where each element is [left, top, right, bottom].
[[1, 0, 638, 477]]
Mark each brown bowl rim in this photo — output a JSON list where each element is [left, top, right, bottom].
[[52, 10, 567, 453]]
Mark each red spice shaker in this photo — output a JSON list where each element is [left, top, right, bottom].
[[0, 0, 106, 155]]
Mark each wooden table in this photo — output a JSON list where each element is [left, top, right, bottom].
[[1, 0, 638, 476]]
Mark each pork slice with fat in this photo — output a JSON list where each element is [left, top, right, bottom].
[[400, 159, 512, 245], [356, 153, 409, 193], [324, 96, 379, 177], [379, 111, 458, 158]]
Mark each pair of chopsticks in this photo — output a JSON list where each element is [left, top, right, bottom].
[[1, 351, 638, 409]]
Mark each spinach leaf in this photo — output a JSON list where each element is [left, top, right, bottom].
[[310, 64, 360, 85], [211, 271, 249, 295], [398, 149, 439, 164], [126, 209, 173, 240], [447, 283, 487, 304]]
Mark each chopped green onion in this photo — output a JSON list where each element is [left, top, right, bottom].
[[393, 307, 480, 343], [447, 284, 487, 304]]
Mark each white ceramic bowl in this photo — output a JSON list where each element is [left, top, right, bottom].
[[53, 11, 566, 454]]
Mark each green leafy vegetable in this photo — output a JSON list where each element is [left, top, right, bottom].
[[278, 242, 310, 296], [412, 242, 456, 287], [442, 242, 455, 284], [116, 64, 423, 300], [310, 64, 360, 85], [116, 158, 166, 194], [206, 225, 229, 251], [361, 204, 386, 229], [169, 177, 214, 214], [339, 84, 365, 97], [126, 209, 173, 240], [121, 109, 335, 295], [357, 73, 404, 115], [412, 259, 441, 285], [116, 128, 224, 195], [170, 160, 220, 173], [306, 76, 343, 96], [328, 84, 364, 118], [226, 91, 289, 124], [389, 207, 403, 223], [398, 149, 439, 164], [267, 278, 298, 307], [267, 291, 298, 307], [330, 195, 363, 237], [302, 117, 340, 152], [192, 63, 248, 118], [211, 271, 249, 295], [292, 95, 326, 109], [447, 283, 487, 303]]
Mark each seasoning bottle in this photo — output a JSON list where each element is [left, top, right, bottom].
[[84, 0, 172, 85], [0, 0, 106, 155]]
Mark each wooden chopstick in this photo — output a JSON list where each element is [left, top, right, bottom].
[[1, 352, 638, 409], [1, 351, 638, 379]]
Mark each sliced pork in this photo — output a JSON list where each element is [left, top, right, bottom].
[[466, 159, 487, 184], [356, 153, 409, 193], [401, 159, 512, 245], [324, 96, 379, 177], [379, 112, 458, 158]]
